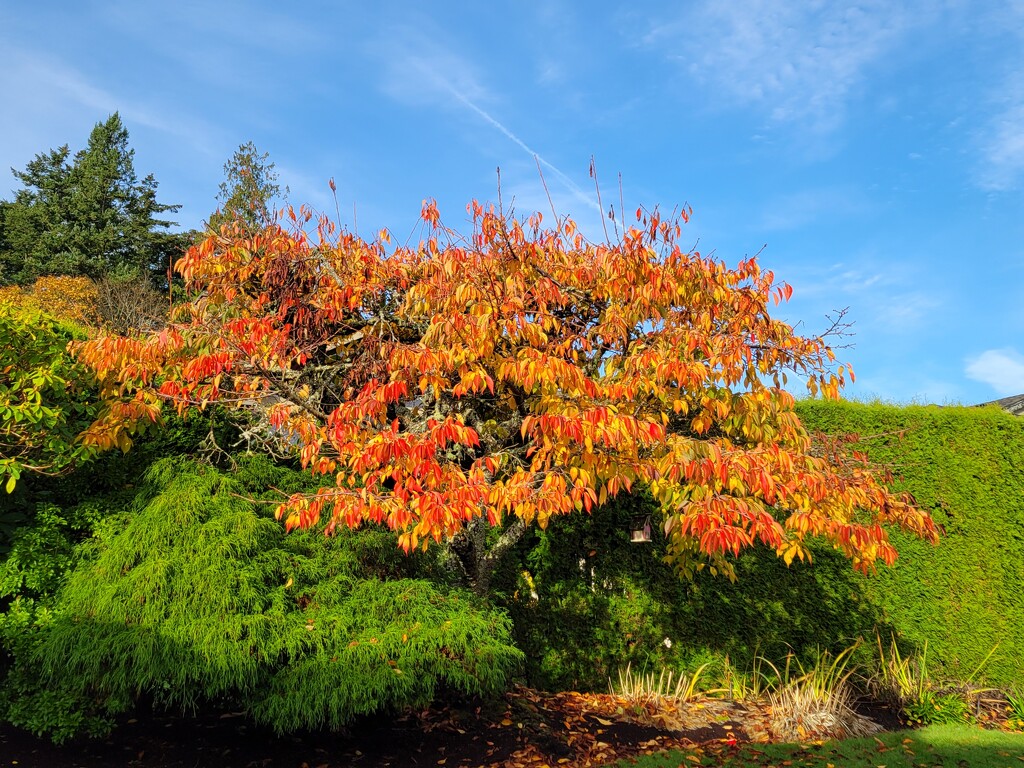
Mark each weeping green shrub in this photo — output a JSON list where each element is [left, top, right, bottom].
[[0, 456, 522, 742], [0, 408, 239, 605]]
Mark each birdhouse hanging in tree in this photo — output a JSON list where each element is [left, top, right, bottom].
[[630, 514, 652, 543]]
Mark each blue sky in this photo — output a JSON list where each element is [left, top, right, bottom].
[[2, 1, 1022, 405]]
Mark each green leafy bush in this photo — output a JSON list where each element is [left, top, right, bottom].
[[0, 502, 102, 599], [0, 456, 522, 742], [904, 690, 973, 726], [0, 303, 99, 496]]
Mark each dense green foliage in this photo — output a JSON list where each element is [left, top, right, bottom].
[[0, 303, 101, 495], [497, 494, 888, 692], [502, 401, 1024, 692], [796, 400, 1024, 688], [0, 455, 521, 742], [0, 114, 182, 285]]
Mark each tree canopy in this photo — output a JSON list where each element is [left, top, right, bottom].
[[0, 114, 181, 285], [207, 142, 284, 233], [75, 201, 939, 589]]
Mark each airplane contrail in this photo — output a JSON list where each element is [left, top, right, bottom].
[[418, 61, 602, 216]]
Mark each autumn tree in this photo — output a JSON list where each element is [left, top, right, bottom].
[[75, 201, 938, 594]]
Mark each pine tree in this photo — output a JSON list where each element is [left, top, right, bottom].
[[207, 141, 284, 232], [0, 115, 182, 285]]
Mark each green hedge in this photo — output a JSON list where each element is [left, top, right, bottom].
[[796, 399, 1024, 689], [500, 400, 1024, 692]]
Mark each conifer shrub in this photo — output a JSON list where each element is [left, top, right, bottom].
[[0, 456, 522, 742]]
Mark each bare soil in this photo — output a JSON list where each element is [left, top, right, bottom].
[[0, 686, 907, 768]]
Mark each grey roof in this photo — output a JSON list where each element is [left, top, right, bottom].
[[978, 394, 1024, 416]]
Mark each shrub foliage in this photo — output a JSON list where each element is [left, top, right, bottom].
[[797, 400, 1024, 689], [501, 400, 1024, 692], [0, 456, 522, 742]]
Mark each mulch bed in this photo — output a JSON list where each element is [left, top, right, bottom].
[[0, 686, 902, 768]]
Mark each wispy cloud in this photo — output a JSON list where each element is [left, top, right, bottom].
[[974, 67, 1024, 191], [781, 257, 939, 333], [646, 1, 919, 132], [374, 27, 599, 214], [965, 348, 1024, 396], [976, 109, 1024, 191], [872, 290, 939, 327], [759, 186, 869, 230], [0, 46, 219, 154]]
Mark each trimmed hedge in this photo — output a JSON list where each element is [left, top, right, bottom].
[[500, 400, 1024, 691], [796, 399, 1024, 688]]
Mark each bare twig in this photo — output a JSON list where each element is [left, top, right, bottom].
[[589, 156, 610, 243], [820, 307, 856, 349], [535, 155, 559, 225]]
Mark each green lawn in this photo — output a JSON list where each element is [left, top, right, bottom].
[[617, 725, 1024, 767]]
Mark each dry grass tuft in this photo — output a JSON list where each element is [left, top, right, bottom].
[[768, 644, 880, 741]]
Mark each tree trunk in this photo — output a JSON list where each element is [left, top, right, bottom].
[[446, 517, 528, 598]]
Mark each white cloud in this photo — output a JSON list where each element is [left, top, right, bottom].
[[871, 290, 938, 326], [778, 256, 940, 337], [967, 3, 1024, 191], [647, 1, 920, 132], [374, 26, 490, 109], [965, 348, 1024, 396], [0, 46, 219, 155], [975, 78, 1024, 191]]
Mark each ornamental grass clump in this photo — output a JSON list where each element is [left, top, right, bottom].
[[768, 644, 880, 741], [867, 632, 927, 711], [1006, 689, 1024, 731], [713, 653, 778, 702], [868, 633, 998, 727], [611, 661, 709, 728], [611, 661, 708, 708]]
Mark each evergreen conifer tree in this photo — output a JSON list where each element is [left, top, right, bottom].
[[0, 115, 182, 285], [207, 141, 284, 232]]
